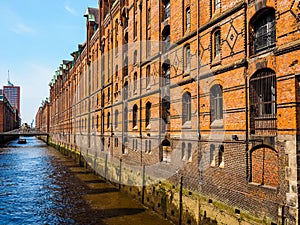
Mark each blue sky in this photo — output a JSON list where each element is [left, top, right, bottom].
[[0, 0, 97, 124]]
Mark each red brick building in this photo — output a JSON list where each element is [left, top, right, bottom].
[[0, 95, 16, 132], [38, 0, 300, 224]]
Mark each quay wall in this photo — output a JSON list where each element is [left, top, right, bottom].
[[43, 136, 277, 225]]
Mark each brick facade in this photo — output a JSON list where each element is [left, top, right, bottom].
[[37, 0, 300, 224]]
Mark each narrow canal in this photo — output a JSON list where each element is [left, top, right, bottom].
[[0, 137, 174, 225]]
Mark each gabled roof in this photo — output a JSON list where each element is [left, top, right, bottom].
[[84, 7, 99, 24]]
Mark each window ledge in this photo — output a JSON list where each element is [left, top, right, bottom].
[[210, 119, 223, 129], [183, 72, 190, 77], [248, 182, 277, 191], [146, 124, 151, 130], [182, 121, 192, 129], [211, 56, 221, 67]]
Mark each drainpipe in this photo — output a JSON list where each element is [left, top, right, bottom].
[[196, 0, 201, 185], [244, 1, 249, 182], [139, 0, 143, 166]]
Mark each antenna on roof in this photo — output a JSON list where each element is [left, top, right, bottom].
[[7, 70, 14, 86]]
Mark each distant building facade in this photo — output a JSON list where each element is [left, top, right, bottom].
[[37, 0, 300, 224], [3, 85, 20, 114], [0, 94, 16, 132]]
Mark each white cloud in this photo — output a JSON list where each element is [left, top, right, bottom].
[[65, 4, 77, 15], [11, 22, 35, 34]]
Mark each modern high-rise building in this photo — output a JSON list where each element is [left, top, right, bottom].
[[3, 84, 20, 114]]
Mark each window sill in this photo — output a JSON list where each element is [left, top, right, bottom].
[[183, 72, 190, 77], [182, 121, 192, 129], [248, 182, 277, 191], [146, 124, 151, 130], [210, 119, 223, 129], [211, 56, 221, 67]]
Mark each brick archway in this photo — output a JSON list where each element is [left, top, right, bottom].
[[250, 145, 279, 187]]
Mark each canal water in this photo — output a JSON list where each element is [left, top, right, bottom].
[[0, 137, 174, 225]]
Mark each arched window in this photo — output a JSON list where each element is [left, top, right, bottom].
[[251, 145, 278, 187], [133, 104, 138, 128], [250, 8, 276, 55], [184, 44, 191, 73], [146, 65, 151, 88], [124, 81, 128, 100], [212, 29, 221, 60], [133, 72, 138, 92], [182, 92, 191, 124], [182, 142, 186, 160], [124, 107, 128, 132], [107, 112, 110, 128], [162, 25, 170, 53], [146, 102, 151, 127], [210, 144, 215, 166], [162, 61, 170, 85], [185, 7, 191, 32], [163, 0, 170, 20], [115, 19, 118, 54], [250, 69, 276, 135], [210, 84, 223, 123], [218, 145, 224, 168], [214, 0, 221, 12], [133, 50, 137, 65], [115, 110, 119, 129]]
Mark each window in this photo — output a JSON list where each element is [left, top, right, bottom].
[[148, 140, 152, 153], [218, 145, 224, 168], [250, 69, 276, 135], [210, 84, 223, 123], [108, 87, 110, 102], [115, 20, 119, 54], [162, 25, 170, 53], [96, 115, 99, 129], [214, 0, 221, 11], [187, 143, 192, 161], [146, 102, 151, 127], [182, 92, 191, 125], [133, 104, 138, 128], [146, 65, 151, 88], [115, 83, 118, 93], [124, 81, 128, 100], [210, 144, 215, 166], [133, 50, 137, 65], [184, 45, 191, 73], [115, 137, 119, 147], [251, 146, 278, 187], [147, 6, 151, 26], [124, 107, 128, 132], [250, 9, 276, 55], [185, 7, 191, 32], [133, 72, 138, 92], [107, 112, 110, 128], [115, 110, 119, 129], [182, 142, 186, 160], [163, 0, 170, 20], [162, 62, 170, 85], [212, 29, 221, 60], [124, 56, 128, 78]]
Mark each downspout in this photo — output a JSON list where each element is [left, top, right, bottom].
[[196, 0, 201, 185], [139, 0, 143, 166], [244, 2, 249, 182]]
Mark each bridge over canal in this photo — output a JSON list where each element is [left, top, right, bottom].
[[0, 129, 49, 144]]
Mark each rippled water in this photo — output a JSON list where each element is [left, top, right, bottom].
[[0, 137, 100, 225]]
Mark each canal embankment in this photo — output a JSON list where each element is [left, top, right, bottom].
[[43, 136, 273, 225]]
